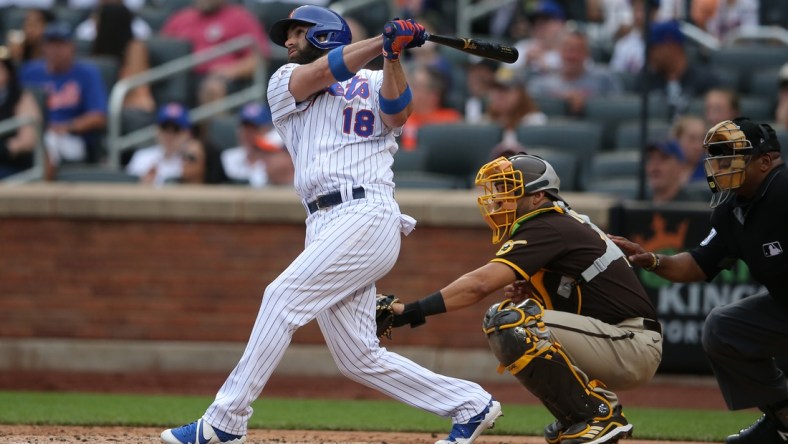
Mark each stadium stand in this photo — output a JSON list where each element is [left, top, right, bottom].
[[613, 119, 672, 151], [1, 0, 786, 199], [419, 122, 502, 189]]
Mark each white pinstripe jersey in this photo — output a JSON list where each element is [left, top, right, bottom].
[[267, 63, 400, 201]]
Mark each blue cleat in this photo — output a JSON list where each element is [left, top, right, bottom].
[[161, 418, 246, 444], [434, 398, 503, 444]]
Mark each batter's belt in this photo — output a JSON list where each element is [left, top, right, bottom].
[[306, 186, 366, 213]]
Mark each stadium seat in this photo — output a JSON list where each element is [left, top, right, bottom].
[[686, 95, 776, 122], [392, 149, 427, 172], [517, 120, 604, 187], [533, 96, 568, 117], [136, 6, 171, 33], [54, 166, 138, 183], [419, 123, 502, 188], [585, 178, 641, 200], [145, 37, 193, 105], [582, 150, 642, 191], [614, 120, 672, 151], [0, 8, 26, 41], [85, 56, 119, 93], [393, 171, 461, 189], [709, 45, 788, 93], [759, 0, 788, 27], [709, 45, 788, 72], [205, 115, 240, 151], [524, 147, 579, 191], [583, 94, 671, 149], [748, 68, 781, 99]]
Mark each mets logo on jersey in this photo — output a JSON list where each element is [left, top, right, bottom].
[[327, 76, 370, 101], [496, 240, 528, 256], [762, 241, 783, 258]]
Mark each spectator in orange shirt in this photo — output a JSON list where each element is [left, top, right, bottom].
[[399, 64, 461, 151], [160, 0, 271, 106]]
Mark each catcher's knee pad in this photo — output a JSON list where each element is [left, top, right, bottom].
[[483, 299, 612, 426]]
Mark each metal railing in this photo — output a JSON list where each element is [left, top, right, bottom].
[[456, 0, 517, 37], [0, 116, 45, 185], [106, 34, 268, 169]]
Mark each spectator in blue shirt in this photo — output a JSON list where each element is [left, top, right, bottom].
[[21, 21, 108, 179]]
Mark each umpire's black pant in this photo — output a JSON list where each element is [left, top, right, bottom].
[[702, 290, 788, 410]]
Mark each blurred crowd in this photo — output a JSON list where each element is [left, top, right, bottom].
[[0, 0, 786, 203]]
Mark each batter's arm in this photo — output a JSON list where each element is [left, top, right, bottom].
[[288, 35, 384, 102], [378, 57, 412, 128]]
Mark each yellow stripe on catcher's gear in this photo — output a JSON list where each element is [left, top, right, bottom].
[[483, 299, 633, 443]]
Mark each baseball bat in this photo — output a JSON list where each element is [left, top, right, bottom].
[[425, 32, 519, 64]]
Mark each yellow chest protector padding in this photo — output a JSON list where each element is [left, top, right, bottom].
[[483, 299, 613, 426]]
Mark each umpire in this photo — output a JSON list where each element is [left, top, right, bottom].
[[388, 154, 662, 444], [612, 117, 788, 443]]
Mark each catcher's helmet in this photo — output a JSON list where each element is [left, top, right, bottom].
[[703, 117, 780, 207], [269, 5, 351, 50], [475, 154, 564, 244]]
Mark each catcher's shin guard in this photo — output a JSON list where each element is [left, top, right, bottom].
[[483, 299, 613, 426]]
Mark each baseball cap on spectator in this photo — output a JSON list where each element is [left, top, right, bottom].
[[649, 20, 685, 45], [647, 140, 685, 161], [491, 66, 526, 89], [157, 103, 190, 129], [239, 103, 272, 127], [779, 62, 788, 89], [43, 22, 73, 41], [527, 0, 566, 22]]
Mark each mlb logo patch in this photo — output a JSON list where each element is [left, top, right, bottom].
[[762, 241, 783, 257]]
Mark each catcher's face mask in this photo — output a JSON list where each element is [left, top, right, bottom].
[[476, 157, 525, 244], [703, 120, 753, 208]]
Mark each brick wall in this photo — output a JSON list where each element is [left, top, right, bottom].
[[0, 217, 500, 349]]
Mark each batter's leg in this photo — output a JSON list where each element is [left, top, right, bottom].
[[317, 285, 492, 423]]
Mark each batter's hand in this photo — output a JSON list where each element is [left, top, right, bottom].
[[382, 19, 426, 61], [608, 234, 658, 269]]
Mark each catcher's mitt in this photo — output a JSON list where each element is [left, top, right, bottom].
[[375, 294, 400, 339]]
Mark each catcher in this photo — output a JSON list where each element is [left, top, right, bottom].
[[378, 154, 662, 444]]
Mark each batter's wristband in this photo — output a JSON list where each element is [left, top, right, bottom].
[[379, 85, 412, 114], [327, 46, 355, 82]]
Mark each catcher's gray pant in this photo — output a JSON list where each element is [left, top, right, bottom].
[[203, 189, 492, 435], [702, 290, 788, 410], [543, 310, 664, 405]]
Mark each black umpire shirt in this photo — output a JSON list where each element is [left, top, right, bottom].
[[690, 164, 788, 310]]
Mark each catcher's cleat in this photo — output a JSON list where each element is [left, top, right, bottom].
[[559, 405, 632, 444], [161, 418, 246, 444], [434, 398, 503, 444], [725, 414, 788, 444], [544, 419, 565, 444]]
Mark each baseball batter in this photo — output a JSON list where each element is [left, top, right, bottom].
[[160, 6, 500, 444]]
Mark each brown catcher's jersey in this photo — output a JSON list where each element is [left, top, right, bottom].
[[491, 205, 657, 325]]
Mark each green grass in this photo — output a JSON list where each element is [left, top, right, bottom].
[[0, 391, 760, 442]]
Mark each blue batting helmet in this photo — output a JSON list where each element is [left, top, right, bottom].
[[269, 5, 351, 50]]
